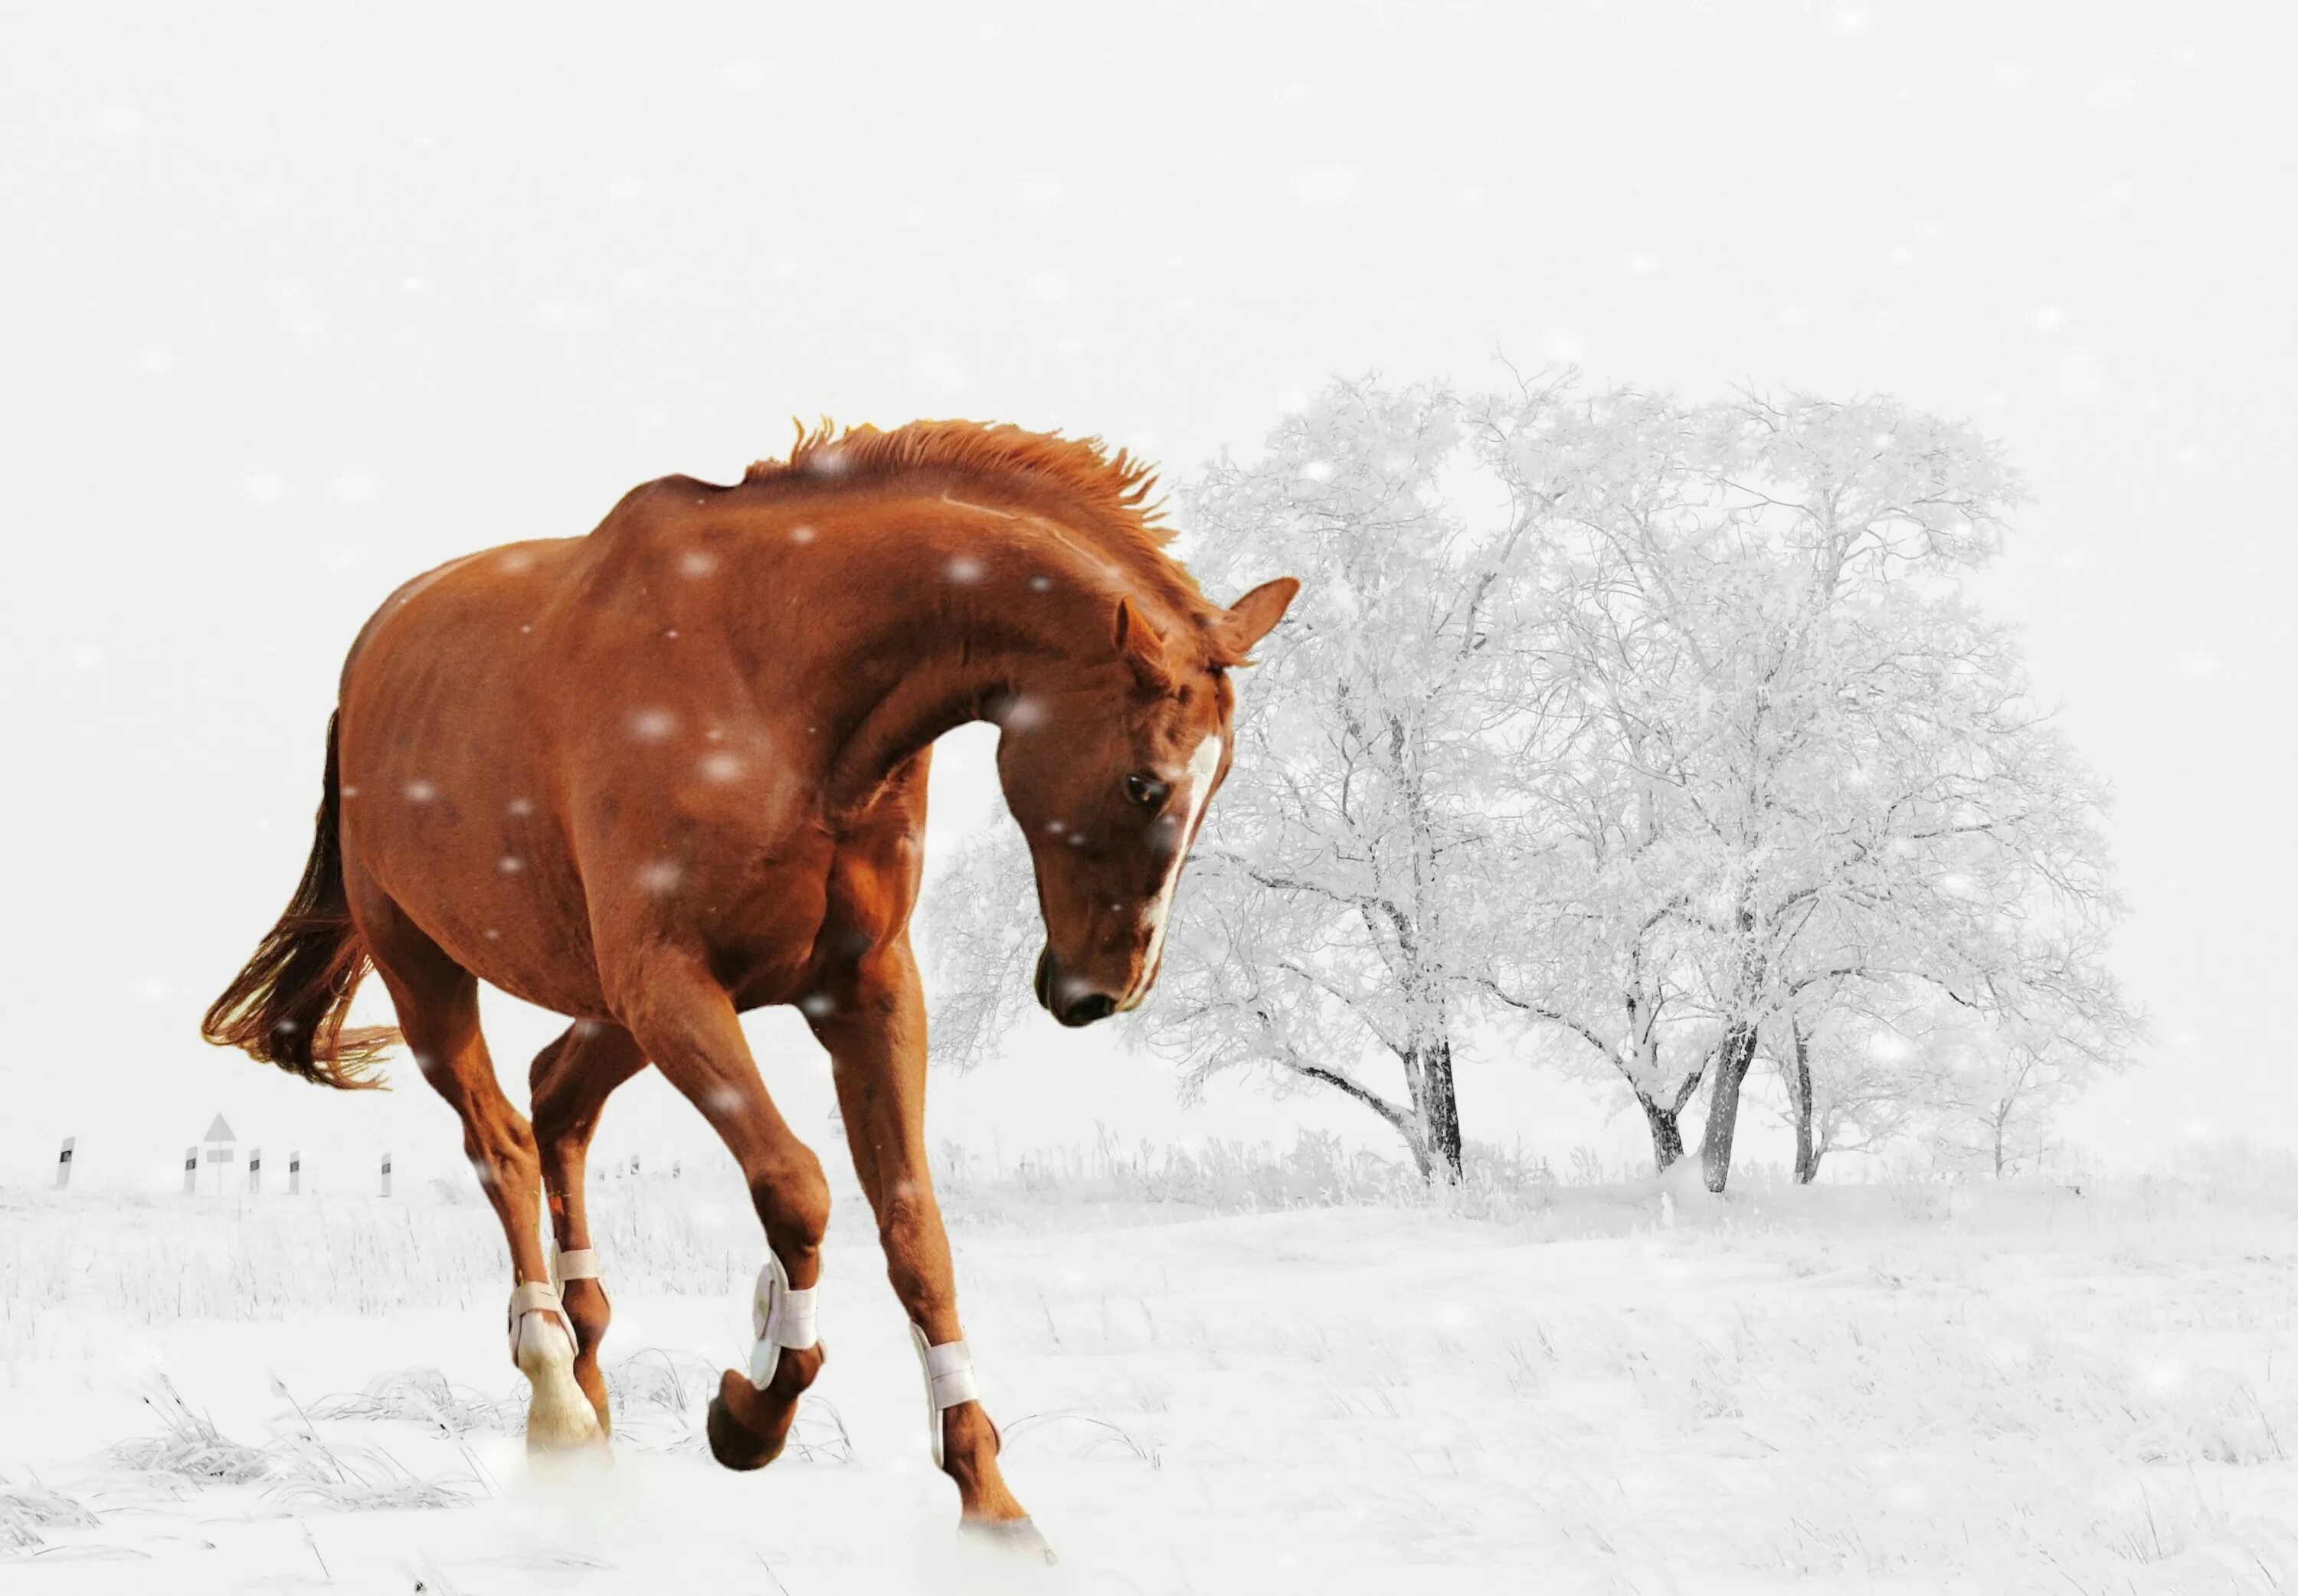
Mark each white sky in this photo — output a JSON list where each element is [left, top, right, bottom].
[[4, 2, 2291, 1192]]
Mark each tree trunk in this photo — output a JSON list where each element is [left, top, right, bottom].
[[1701, 1022, 1761, 1193], [1410, 1038, 1465, 1182], [1399, 1127, 1433, 1182], [1637, 1091, 1685, 1172], [1268, 1025, 1433, 1183], [1384, 707, 1461, 1184], [1621, 999, 1692, 1175], [1789, 1018, 1817, 1185]]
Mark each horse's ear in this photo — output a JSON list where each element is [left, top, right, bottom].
[[1213, 577, 1301, 662], [1115, 597, 1174, 692]]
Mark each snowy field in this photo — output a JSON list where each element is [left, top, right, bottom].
[[5, 1152, 2296, 1595]]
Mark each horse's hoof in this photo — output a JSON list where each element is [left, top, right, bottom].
[[958, 1515, 1058, 1565], [524, 1401, 611, 1476], [523, 1388, 607, 1459], [516, 1307, 605, 1462], [525, 1428, 613, 1478], [705, 1387, 787, 1472]]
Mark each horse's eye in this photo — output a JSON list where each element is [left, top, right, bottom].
[[1125, 773, 1170, 809]]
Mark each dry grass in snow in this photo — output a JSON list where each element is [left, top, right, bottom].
[[2, 1142, 2296, 1592]]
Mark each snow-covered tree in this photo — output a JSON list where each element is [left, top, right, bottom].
[[1476, 386, 2136, 1190], [1766, 1005, 1943, 1183], [924, 381, 1543, 1179], [1769, 994, 2115, 1182], [1468, 386, 1726, 1170], [931, 377, 2134, 1194], [1916, 1003, 2115, 1178]]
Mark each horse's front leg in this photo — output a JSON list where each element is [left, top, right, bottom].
[[811, 940, 1046, 1554], [614, 952, 831, 1470]]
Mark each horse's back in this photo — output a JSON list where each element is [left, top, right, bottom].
[[338, 469, 743, 728]]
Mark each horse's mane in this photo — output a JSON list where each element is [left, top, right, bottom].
[[744, 420, 1225, 636]]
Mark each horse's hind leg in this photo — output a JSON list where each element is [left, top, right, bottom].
[[530, 1019, 648, 1434], [352, 888, 600, 1454]]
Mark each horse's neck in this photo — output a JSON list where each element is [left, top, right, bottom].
[[799, 515, 1122, 813]]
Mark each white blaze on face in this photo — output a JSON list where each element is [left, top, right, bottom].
[[1122, 732, 1222, 1010]]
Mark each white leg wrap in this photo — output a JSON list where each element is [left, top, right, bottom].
[[747, 1253, 820, 1389], [551, 1245, 603, 1298], [508, 1278, 578, 1363], [909, 1323, 979, 1468]]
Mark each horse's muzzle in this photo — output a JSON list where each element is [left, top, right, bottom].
[[1034, 947, 1118, 1029]]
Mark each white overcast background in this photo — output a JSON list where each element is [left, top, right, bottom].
[[3, 2, 2291, 1194]]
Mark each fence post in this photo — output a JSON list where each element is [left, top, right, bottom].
[[289, 1150, 301, 1196], [55, 1136, 74, 1190], [182, 1146, 198, 1196], [380, 1152, 392, 1199], [248, 1146, 261, 1195]]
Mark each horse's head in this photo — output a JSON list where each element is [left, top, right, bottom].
[[996, 577, 1298, 1027]]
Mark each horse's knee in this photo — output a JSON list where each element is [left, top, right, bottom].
[[755, 1148, 831, 1266], [875, 1179, 937, 1241], [873, 1183, 944, 1299]]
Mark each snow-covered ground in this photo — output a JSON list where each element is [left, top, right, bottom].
[[5, 1159, 2294, 1594]]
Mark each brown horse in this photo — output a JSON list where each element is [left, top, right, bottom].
[[201, 420, 1296, 1552]]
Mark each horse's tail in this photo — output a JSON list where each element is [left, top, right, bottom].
[[201, 711, 398, 1089]]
